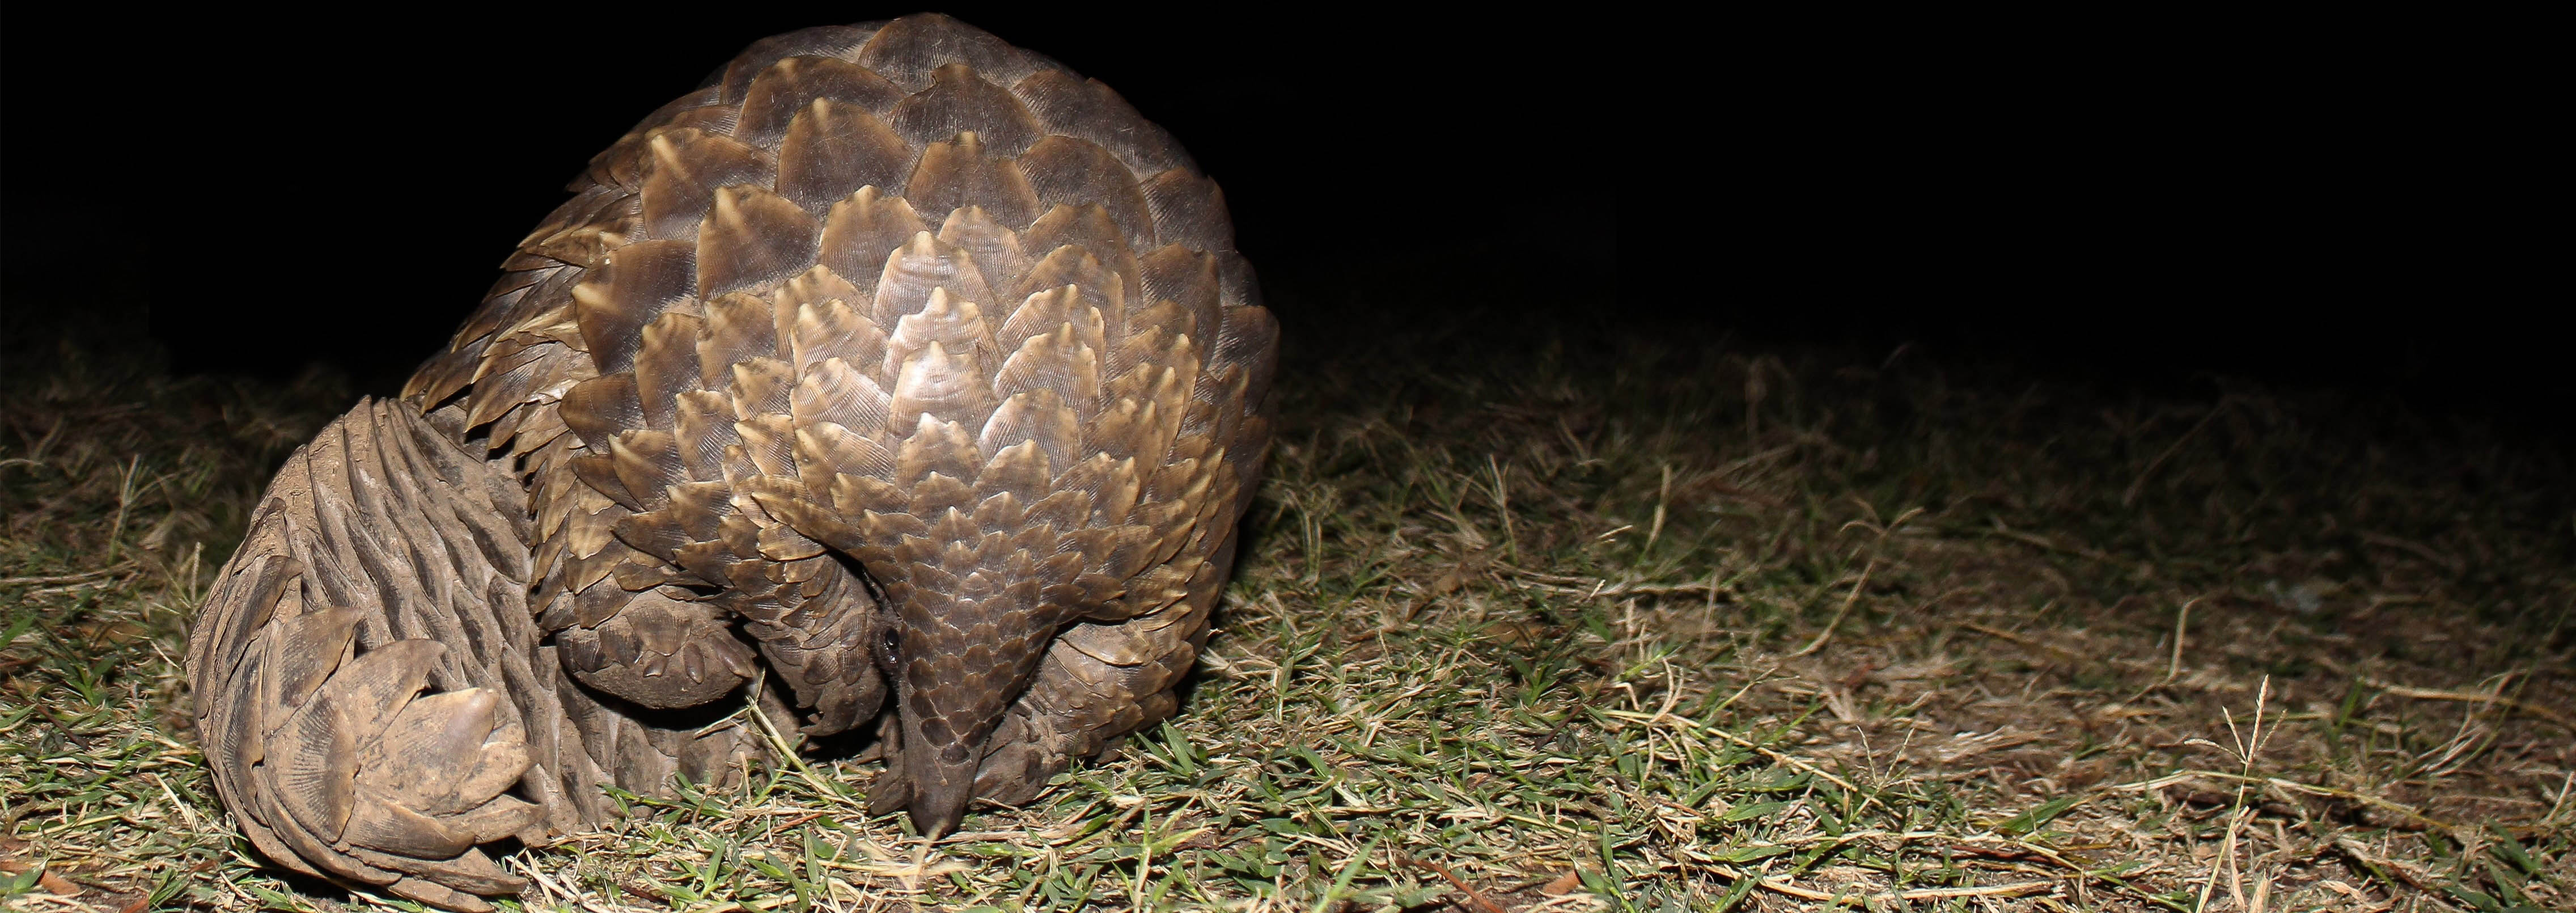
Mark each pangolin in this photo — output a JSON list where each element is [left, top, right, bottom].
[[183, 14, 1276, 910]]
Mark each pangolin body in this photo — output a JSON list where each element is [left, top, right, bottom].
[[184, 15, 1276, 910]]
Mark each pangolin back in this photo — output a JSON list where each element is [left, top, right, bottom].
[[189, 14, 1274, 908]]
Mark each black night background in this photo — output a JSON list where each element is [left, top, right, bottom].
[[2, 6, 2566, 909], [6, 8, 2552, 412]]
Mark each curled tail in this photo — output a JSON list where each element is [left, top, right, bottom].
[[186, 399, 777, 911]]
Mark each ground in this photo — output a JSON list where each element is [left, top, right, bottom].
[[3, 311, 2571, 912]]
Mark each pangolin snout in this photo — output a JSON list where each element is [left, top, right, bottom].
[[881, 609, 1061, 838]]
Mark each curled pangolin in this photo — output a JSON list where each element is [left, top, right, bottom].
[[183, 14, 1276, 910]]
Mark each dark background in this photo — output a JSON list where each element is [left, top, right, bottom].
[[2, 7, 2551, 420]]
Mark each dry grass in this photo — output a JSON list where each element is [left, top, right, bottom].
[[5, 312, 2571, 912]]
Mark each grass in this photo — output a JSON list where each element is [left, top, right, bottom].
[[4, 309, 2573, 912]]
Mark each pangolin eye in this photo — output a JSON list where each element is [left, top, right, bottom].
[[875, 628, 901, 673]]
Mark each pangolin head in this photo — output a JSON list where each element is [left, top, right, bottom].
[[870, 577, 1060, 838]]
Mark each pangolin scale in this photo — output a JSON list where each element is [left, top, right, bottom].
[[183, 15, 1276, 910]]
